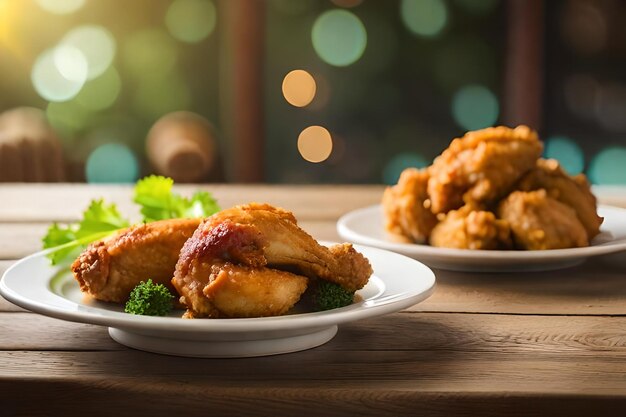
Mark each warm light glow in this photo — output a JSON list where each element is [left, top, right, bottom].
[[312, 10, 367, 67], [36, 0, 85, 14], [298, 126, 333, 163], [282, 70, 317, 107], [166, 0, 217, 43], [31, 46, 88, 102], [61, 25, 116, 80]]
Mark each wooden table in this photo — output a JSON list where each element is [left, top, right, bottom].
[[1, 184, 625, 416]]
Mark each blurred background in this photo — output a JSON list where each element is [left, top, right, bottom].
[[0, 0, 625, 184]]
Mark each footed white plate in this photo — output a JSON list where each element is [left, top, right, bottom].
[[0, 244, 435, 358], [337, 205, 626, 272]]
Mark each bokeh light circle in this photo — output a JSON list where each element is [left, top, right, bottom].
[[588, 147, 626, 184], [165, 0, 217, 43], [75, 66, 122, 111], [52, 45, 88, 82], [124, 29, 178, 79], [452, 84, 499, 131], [85, 143, 139, 183], [311, 10, 367, 67], [400, 0, 447, 38], [282, 70, 317, 107], [544, 136, 584, 175], [36, 0, 85, 14], [61, 25, 116, 80], [383, 153, 429, 185], [31, 46, 88, 102], [133, 72, 192, 119], [297, 126, 333, 163]]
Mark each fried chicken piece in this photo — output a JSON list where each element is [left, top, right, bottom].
[[516, 158, 603, 240], [498, 190, 588, 250], [172, 203, 372, 318], [180, 262, 308, 318], [430, 204, 512, 250], [382, 167, 438, 243], [201, 203, 372, 291], [71, 218, 202, 303], [428, 125, 543, 214]]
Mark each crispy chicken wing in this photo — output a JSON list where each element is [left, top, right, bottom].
[[71, 218, 202, 303], [382, 167, 438, 243], [498, 190, 588, 250], [429, 204, 512, 250], [515, 158, 603, 240], [172, 203, 372, 318], [428, 125, 543, 214], [200, 203, 372, 291]]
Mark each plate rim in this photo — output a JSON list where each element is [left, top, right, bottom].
[[0, 243, 436, 334]]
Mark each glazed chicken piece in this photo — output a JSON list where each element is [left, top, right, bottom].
[[515, 158, 603, 240], [172, 203, 373, 318], [71, 218, 202, 303], [382, 167, 438, 243], [429, 204, 512, 250], [428, 125, 543, 214], [498, 190, 588, 250]]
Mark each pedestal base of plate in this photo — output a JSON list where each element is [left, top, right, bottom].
[[108, 325, 338, 358]]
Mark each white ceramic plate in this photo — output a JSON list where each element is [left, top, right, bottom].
[[337, 205, 626, 272], [0, 244, 435, 358]]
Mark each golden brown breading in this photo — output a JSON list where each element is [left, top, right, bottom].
[[430, 204, 512, 250], [515, 158, 603, 240], [200, 203, 372, 292], [173, 203, 373, 318], [71, 218, 202, 303], [498, 190, 588, 250], [427, 125, 543, 214], [181, 262, 308, 319], [382, 167, 438, 243]]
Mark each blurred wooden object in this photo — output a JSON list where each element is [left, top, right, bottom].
[[220, 0, 265, 182], [146, 111, 220, 183], [503, 0, 545, 129], [0, 107, 64, 182]]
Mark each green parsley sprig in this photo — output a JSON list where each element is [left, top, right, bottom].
[[42, 176, 220, 265]]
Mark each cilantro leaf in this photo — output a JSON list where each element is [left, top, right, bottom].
[[42, 176, 219, 266], [133, 175, 220, 221], [42, 199, 129, 265], [42, 223, 79, 266]]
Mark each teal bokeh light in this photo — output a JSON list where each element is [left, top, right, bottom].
[[544, 136, 585, 175], [452, 84, 499, 131], [383, 152, 428, 184], [588, 147, 626, 184], [85, 143, 139, 183], [400, 0, 447, 38], [312, 9, 367, 67]]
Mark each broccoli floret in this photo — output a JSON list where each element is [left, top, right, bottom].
[[313, 280, 355, 311], [124, 279, 174, 316]]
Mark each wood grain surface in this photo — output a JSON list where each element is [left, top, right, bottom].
[[0, 184, 625, 416]]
